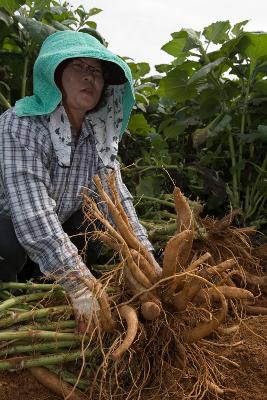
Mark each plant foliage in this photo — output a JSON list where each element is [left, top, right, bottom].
[[0, 2, 266, 232]]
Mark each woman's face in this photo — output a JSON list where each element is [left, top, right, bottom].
[[60, 57, 105, 117]]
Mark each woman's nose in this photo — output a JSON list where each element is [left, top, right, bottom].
[[83, 69, 96, 80]]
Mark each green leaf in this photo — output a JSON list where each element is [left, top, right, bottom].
[[149, 132, 168, 152], [231, 20, 249, 37], [135, 82, 157, 97], [87, 8, 102, 17], [135, 92, 149, 105], [128, 62, 150, 79], [158, 117, 176, 133], [164, 122, 185, 139], [128, 113, 152, 136], [0, 50, 25, 100], [238, 32, 267, 71], [256, 125, 267, 142], [155, 63, 172, 73], [0, 0, 23, 14], [171, 54, 189, 66], [0, 20, 10, 46], [49, 6, 73, 21], [188, 57, 225, 84], [161, 37, 189, 57], [85, 20, 97, 30], [178, 28, 201, 46], [158, 68, 197, 102], [171, 28, 202, 50], [220, 35, 245, 58], [31, 0, 51, 10], [203, 21, 231, 44], [199, 95, 221, 119], [238, 133, 267, 143], [212, 115, 232, 135], [253, 80, 267, 96], [254, 59, 267, 76], [49, 20, 69, 31], [2, 37, 22, 53], [136, 102, 146, 113], [0, 9, 12, 25], [76, 6, 86, 19], [136, 175, 163, 197], [162, 29, 201, 57], [15, 15, 57, 43]]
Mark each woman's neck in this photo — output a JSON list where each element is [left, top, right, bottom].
[[64, 104, 85, 132]]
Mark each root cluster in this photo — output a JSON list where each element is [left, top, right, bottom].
[[77, 174, 267, 399], [0, 173, 266, 399]]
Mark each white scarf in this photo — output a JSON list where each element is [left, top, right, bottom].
[[48, 85, 124, 168]]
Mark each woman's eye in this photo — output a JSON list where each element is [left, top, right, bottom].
[[71, 62, 103, 77], [73, 63, 84, 70], [93, 69, 102, 75]]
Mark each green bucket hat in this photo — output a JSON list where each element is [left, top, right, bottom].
[[15, 30, 135, 136]]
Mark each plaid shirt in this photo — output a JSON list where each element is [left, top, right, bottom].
[[0, 108, 153, 292]]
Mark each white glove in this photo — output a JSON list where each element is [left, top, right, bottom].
[[69, 286, 100, 333]]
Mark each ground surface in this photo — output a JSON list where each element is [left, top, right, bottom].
[[0, 315, 266, 400]]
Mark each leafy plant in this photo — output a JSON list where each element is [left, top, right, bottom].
[[122, 21, 267, 231], [0, 4, 266, 232]]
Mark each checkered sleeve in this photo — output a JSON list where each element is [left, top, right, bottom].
[[97, 161, 154, 252], [0, 113, 93, 293]]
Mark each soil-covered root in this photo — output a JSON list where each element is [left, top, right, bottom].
[[140, 301, 161, 320], [162, 229, 194, 300], [241, 270, 267, 293], [111, 304, 139, 360], [172, 275, 204, 312], [29, 366, 88, 400], [183, 285, 228, 343], [173, 186, 194, 232], [79, 276, 115, 332], [130, 249, 158, 283], [124, 267, 161, 320], [79, 177, 267, 399], [195, 285, 254, 304]]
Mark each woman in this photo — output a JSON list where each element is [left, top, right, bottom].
[[0, 30, 159, 332]]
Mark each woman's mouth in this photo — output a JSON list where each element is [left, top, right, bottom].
[[81, 88, 93, 95]]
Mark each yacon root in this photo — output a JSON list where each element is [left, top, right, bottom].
[[30, 366, 88, 400], [141, 301, 161, 320], [111, 305, 138, 360], [183, 285, 228, 343], [173, 187, 193, 232], [80, 277, 115, 332], [162, 230, 193, 299], [124, 267, 161, 320]]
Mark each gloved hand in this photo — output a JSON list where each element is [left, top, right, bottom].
[[68, 285, 100, 334]]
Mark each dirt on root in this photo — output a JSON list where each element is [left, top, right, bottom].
[[0, 316, 266, 400]]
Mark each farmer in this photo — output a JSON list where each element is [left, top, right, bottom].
[[0, 30, 160, 331]]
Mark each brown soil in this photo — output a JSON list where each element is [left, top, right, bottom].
[[220, 315, 267, 400], [0, 369, 58, 400], [0, 316, 266, 400]]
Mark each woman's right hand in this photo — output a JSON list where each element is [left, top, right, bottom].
[[68, 285, 101, 334]]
